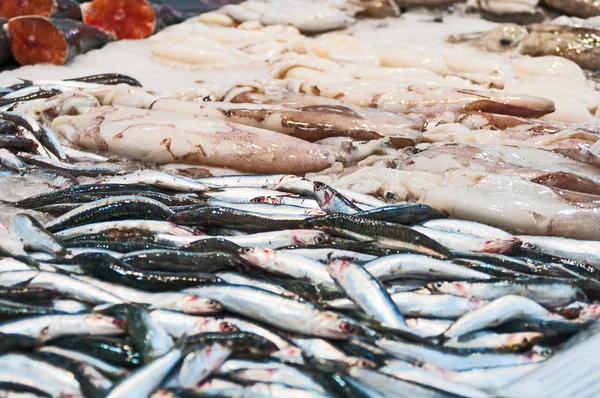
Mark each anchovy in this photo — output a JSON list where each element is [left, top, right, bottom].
[[55, 220, 199, 241], [327, 291, 487, 319], [277, 178, 387, 208], [216, 272, 300, 299], [183, 285, 363, 339], [0, 231, 28, 256], [0, 270, 124, 304], [62, 146, 110, 163], [292, 337, 372, 367], [148, 310, 238, 338], [0, 313, 124, 342], [280, 248, 377, 264], [519, 235, 600, 268], [0, 299, 66, 321], [379, 362, 489, 398], [313, 182, 362, 214], [169, 207, 306, 232], [38, 346, 129, 378], [217, 316, 295, 351], [12, 183, 167, 208], [123, 305, 174, 363], [411, 226, 522, 254], [0, 148, 25, 173], [0, 286, 58, 305], [327, 259, 407, 330], [35, 203, 81, 217], [240, 248, 339, 291], [348, 366, 440, 398], [0, 135, 37, 152], [442, 295, 565, 338], [52, 336, 141, 368], [377, 339, 549, 371], [66, 73, 142, 86], [184, 332, 278, 356], [303, 214, 453, 258], [218, 359, 326, 393], [119, 249, 246, 273], [185, 230, 330, 249], [44, 196, 175, 233], [72, 252, 222, 291], [0, 111, 66, 160], [208, 199, 325, 217], [0, 353, 82, 397], [444, 331, 544, 351], [99, 170, 215, 192], [422, 219, 516, 240], [201, 187, 297, 203], [165, 343, 232, 388], [429, 279, 587, 307], [9, 213, 67, 256], [364, 253, 491, 281], [17, 152, 125, 177], [252, 195, 322, 210], [356, 203, 446, 225], [107, 348, 182, 398]]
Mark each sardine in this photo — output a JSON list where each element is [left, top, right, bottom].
[[0, 148, 25, 173], [17, 152, 125, 177], [356, 204, 447, 225], [411, 226, 522, 254]]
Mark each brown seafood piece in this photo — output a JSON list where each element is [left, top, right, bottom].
[[541, 0, 600, 18]]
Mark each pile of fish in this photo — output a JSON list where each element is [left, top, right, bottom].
[[1, 152, 599, 396]]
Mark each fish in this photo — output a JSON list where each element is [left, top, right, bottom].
[[168, 207, 306, 232], [0, 313, 124, 342], [0, 148, 25, 173], [44, 196, 175, 233], [442, 295, 565, 338], [364, 253, 492, 281], [327, 259, 407, 330], [377, 338, 550, 371], [444, 331, 544, 351], [355, 204, 447, 225], [38, 346, 129, 378], [313, 182, 362, 214], [98, 170, 216, 192], [164, 343, 232, 388], [239, 248, 339, 291], [123, 305, 174, 363], [519, 235, 600, 268], [303, 214, 453, 258], [183, 285, 364, 339], [0, 135, 37, 152], [82, 0, 183, 40], [7, 16, 114, 65], [73, 252, 222, 291], [17, 152, 125, 177], [411, 226, 522, 254], [9, 213, 68, 256], [107, 347, 182, 398], [429, 279, 587, 307]]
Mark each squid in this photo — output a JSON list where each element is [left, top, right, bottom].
[[51, 106, 335, 174]]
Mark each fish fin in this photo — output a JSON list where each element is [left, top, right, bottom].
[[9, 273, 38, 288]]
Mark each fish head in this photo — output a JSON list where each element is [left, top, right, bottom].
[[326, 258, 353, 275], [291, 230, 330, 246], [312, 311, 363, 339], [508, 332, 544, 349], [427, 281, 452, 294], [179, 295, 223, 314], [251, 196, 271, 204], [447, 24, 527, 52], [313, 181, 334, 207], [238, 247, 276, 266], [85, 314, 126, 334], [192, 318, 239, 334]]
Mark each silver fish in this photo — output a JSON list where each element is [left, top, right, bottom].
[[364, 254, 491, 281], [99, 170, 215, 192], [107, 348, 182, 398], [313, 181, 361, 214], [411, 226, 522, 254], [443, 295, 564, 338], [327, 259, 407, 329], [165, 343, 232, 388], [0, 148, 25, 173], [9, 213, 67, 256], [519, 235, 600, 268], [37, 346, 129, 378], [184, 285, 363, 339]]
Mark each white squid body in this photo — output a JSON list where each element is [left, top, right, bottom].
[[288, 79, 555, 118], [316, 166, 600, 239], [52, 106, 335, 174], [399, 142, 600, 184]]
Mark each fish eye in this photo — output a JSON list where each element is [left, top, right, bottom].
[[499, 38, 512, 46], [357, 359, 373, 368], [314, 236, 325, 244], [242, 247, 253, 254], [206, 299, 218, 307], [314, 183, 323, 191], [339, 321, 356, 333], [219, 322, 235, 332]]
